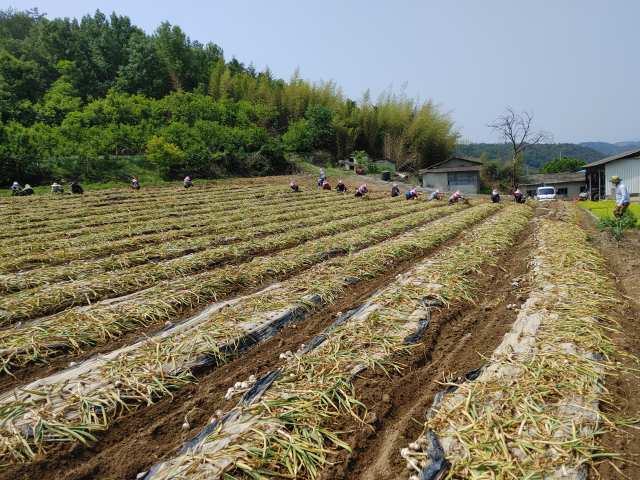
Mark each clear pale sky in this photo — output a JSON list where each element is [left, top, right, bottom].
[[9, 0, 640, 144]]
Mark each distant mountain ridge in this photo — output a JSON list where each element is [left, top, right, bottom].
[[579, 141, 640, 156], [454, 143, 605, 171]]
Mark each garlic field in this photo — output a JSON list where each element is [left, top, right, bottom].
[[0, 179, 635, 480]]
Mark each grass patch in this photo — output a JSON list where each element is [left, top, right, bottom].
[[579, 200, 640, 219], [298, 161, 356, 181]]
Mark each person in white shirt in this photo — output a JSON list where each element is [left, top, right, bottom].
[[612, 175, 630, 218]]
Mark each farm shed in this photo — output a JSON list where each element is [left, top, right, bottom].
[[419, 157, 482, 194], [584, 148, 640, 200], [520, 172, 586, 199]]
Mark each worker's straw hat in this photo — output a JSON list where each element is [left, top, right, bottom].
[[51, 182, 60, 187], [611, 175, 621, 182]]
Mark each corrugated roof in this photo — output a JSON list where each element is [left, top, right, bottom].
[[584, 148, 640, 168], [520, 172, 585, 185], [427, 157, 484, 169], [419, 165, 482, 174]]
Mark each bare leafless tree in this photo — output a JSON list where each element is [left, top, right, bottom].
[[487, 108, 553, 190]]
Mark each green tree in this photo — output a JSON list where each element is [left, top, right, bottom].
[[145, 134, 184, 176], [538, 156, 585, 174]]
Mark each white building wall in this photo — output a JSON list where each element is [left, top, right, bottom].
[[605, 156, 640, 196]]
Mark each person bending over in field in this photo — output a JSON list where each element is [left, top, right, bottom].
[[490, 189, 500, 203], [317, 168, 326, 188], [11, 181, 21, 196], [335, 180, 347, 193], [131, 178, 140, 190], [406, 188, 418, 200], [612, 175, 630, 218], [448, 191, 462, 205], [20, 184, 34, 196], [290, 181, 299, 192], [322, 180, 331, 190], [51, 182, 64, 194], [428, 189, 441, 201], [71, 182, 84, 194], [184, 176, 194, 188], [391, 184, 400, 197], [513, 189, 525, 204], [355, 183, 369, 197]]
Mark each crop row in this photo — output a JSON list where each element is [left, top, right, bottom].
[[129, 204, 533, 479], [0, 197, 419, 294], [0, 198, 432, 320], [0, 190, 358, 263], [0, 184, 285, 225], [403, 203, 624, 480], [0, 202, 481, 371], [0, 203, 508, 463], [0, 187, 332, 247], [4, 184, 276, 225]]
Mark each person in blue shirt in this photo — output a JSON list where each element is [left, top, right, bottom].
[[428, 189, 441, 201], [406, 188, 418, 200], [612, 175, 630, 218]]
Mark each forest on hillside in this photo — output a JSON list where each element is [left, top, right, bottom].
[[454, 143, 605, 171], [0, 7, 460, 185]]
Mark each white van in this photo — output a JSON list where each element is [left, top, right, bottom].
[[536, 186, 557, 201]]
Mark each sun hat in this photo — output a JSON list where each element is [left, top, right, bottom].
[[339, 180, 343, 184], [455, 190, 461, 196], [493, 189, 498, 195], [611, 175, 621, 182], [51, 182, 60, 187], [515, 189, 521, 195], [363, 183, 367, 188], [393, 183, 397, 187], [435, 189, 440, 194], [185, 176, 190, 181], [411, 188, 417, 194], [291, 181, 295, 187]]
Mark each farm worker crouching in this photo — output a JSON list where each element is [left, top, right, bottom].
[[391, 184, 400, 197], [131, 178, 140, 190], [448, 191, 462, 205], [11, 181, 21, 196], [428, 189, 441, 201], [317, 168, 326, 187], [20, 184, 34, 196], [612, 175, 630, 218], [322, 180, 331, 190], [184, 176, 193, 188], [335, 180, 347, 193], [71, 182, 84, 194], [406, 188, 418, 200], [290, 181, 299, 192], [51, 182, 64, 194], [490, 189, 500, 203], [513, 189, 526, 204], [355, 183, 369, 197]]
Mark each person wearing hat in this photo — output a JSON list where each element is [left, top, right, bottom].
[[290, 181, 300, 192], [317, 168, 326, 188], [490, 189, 500, 203], [131, 178, 140, 190], [184, 176, 193, 188], [611, 175, 630, 218], [322, 179, 331, 190], [335, 180, 347, 193], [355, 183, 369, 197], [428, 189, 441, 201], [11, 181, 21, 196], [406, 187, 418, 200], [51, 182, 64, 194], [391, 184, 400, 197], [20, 184, 34, 196], [513, 189, 525, 204], [448, 190, 463, 205]]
